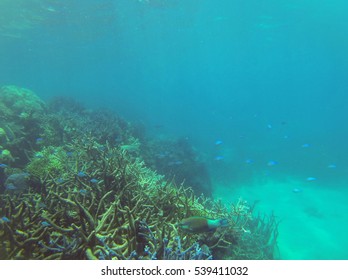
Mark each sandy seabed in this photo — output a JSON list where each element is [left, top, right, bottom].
[[213, 177, 348, 260]]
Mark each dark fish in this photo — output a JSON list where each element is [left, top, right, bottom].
[[178, 216, 229, 233]]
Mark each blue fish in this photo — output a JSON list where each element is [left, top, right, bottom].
[[267, 160, 278, 166], [156, 151, 170, 159], [66, 151, 73, 157], [292, 188, 302, 193], [0, 163, 8, 168], [79, 189, 88, 195], [168, 160, 183, 166], [5, 183, 17, 190], [306, 177, 317, 181], [36, 138, 44, 144], [301, 143, 310, 148], [1, 216, 10, 223], [41, 221, 51, 227], [327, 164, 337, 169], [56, 178, 64, 184], [215, 140, 223, 145], [214, 155, 224, 161], [77, 171, 87, 178], [90, 178, 98, 184]]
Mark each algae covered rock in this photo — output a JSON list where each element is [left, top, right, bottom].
[[0, 86, 47, 167], [0, 85, 45, 120], [0, 128, 8, 142], [4, 172, 30, 193]]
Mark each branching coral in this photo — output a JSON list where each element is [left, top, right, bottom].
[[0, 136, 278, 260], [0, 87, 278, 260]]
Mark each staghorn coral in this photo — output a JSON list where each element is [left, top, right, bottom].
[[26, 146, 66, 179], [0, 136, 278, 260], [0, 86, 278, 260]]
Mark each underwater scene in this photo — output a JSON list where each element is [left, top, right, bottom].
[[0, 0, 347, 260]]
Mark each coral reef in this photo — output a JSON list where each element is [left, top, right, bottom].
[[0, 85, 46, 167], [0, 139, 278, 260], [141, 137, 212, 196], [0, 85, 45, 121], [0, 86, 279, 260]]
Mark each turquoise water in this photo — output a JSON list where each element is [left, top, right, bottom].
[[1, 0, 347, 259]]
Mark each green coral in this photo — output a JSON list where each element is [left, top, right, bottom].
[[0, 85, 45, 120], [0, 149, 14, 163], [26, 147, 65, 178]]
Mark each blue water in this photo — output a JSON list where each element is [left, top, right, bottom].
[[1, 0, 348, 259]]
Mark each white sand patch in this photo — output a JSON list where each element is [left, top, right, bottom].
[[213, 178, 348, 259]]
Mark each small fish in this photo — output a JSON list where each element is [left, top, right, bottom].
[[168, 160, 183, 166], [267, 160, 278, 166], [90, 178, 99, 184], [79, 189, 88, 195], [292, 188, 302, 193], [215, 140, 223, 145], [267, 124, 272, 129], [245, 159, 254, 164], [1, 216, 10, 223], [77, 171, 87, 178], [306, 177, 317, 181], [301, 143, 310, 148], [327, 164, 337, 169], [41, 221, 51, 227], [0, 163, 8, 168], [156, 153, 167, 159], [35, 138, 44, 144], [5, 183, 17, 190], [66, 152, 73, 157], [56, 178, 64, 184], [214, 155, 224, 161], [179, 216, 229, 233]]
